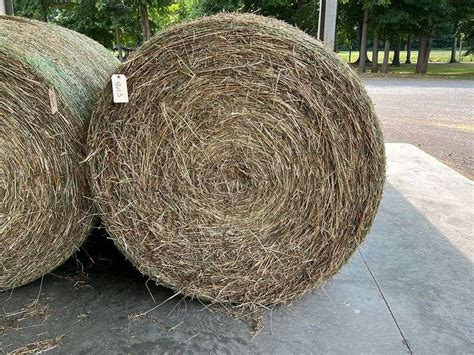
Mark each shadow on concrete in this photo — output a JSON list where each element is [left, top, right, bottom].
[[360, 183, 474, 354], [1, 183, 472, 353]]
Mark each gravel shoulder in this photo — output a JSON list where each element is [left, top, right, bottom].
[[364, 78, 474, 179]]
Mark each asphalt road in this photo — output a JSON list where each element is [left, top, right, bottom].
[[364, 78, 474, 179]]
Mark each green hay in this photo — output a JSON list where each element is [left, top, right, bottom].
[[0, 15, 119, 290]]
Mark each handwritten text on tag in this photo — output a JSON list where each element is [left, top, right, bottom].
[[112, 74, 129, 103]]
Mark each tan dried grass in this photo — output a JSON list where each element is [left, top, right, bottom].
[[0, 16, 119, 289], [88, 14, 385, 310]]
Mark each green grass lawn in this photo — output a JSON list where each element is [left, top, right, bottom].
[[338, 49, 474, 79], [385, 63, 474, 79], [338, 49, 473, 63]]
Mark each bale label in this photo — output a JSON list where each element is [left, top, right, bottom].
[[49, 87, 58, 114], [112, 74, 129, 103]]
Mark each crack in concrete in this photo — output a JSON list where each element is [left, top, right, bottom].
[[358, 249, 414, 354]]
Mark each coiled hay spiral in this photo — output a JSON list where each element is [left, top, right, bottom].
[[0, 16, 118, 289], [88, 14, 385, 308]]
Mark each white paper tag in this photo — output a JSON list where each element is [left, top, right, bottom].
[[111, 74, 129, 103], [48, 87, 58, 114]]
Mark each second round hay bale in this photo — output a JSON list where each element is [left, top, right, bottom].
[[0, 16, 119, 289], [88, 14, 385, 307]]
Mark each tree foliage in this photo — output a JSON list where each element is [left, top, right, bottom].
[[11, 0, 474, 72], [12, 0, 49, 20]]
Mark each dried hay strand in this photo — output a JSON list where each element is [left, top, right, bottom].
[[7, 335, 64, 354], [0, 16, 119, 290], [88, 14, 385, 309]]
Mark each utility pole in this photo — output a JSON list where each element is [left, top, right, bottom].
[[318, 0, 338, 51], [0, 0, 14, 15]]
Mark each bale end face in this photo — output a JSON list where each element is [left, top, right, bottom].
[[88, 13, 385, 307]]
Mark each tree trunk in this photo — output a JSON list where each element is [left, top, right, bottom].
[[372, 32, 379, 73], [358, 7, 369, 72], [415, 36, 433, 74], [405, 35, 412, 64], [382, 39, 390, 74], [40, 0, 48, 22], [449, 21, 460, 63], [353, 23, 371, 65], [115, 27, 123, 62], [349, 47, 352, 63], [449, 35, 458, 63], [391, 36, 401, 66], [353, 20, 362, 64], [139, 1, 151, 42], [416, 37, 427, 73]]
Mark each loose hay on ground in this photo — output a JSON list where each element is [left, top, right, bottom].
[[0, 16, 119, 290], [88, 14, 385, 310]]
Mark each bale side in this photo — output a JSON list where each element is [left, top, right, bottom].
[[0, 16, 119, 289]]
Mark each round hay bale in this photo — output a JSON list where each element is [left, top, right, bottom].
[[88, 14, 385, 307], [0, 16, 119, 290]]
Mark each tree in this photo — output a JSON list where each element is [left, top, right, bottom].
[[381, 36, 390, 73], [14, 0, 471, 76], [337, 0, 362, 61], [399, 0, 451, 74], [337, 1, 369, 65], [369, 0, 410, 72], [196, 0, 320, 36], [391, 35, 401, 66], [460, 17, 474, 56], [371, 31, 379, 72], [448, 0, 474, 63], [370, 0, 415, 72], [138, 0, 152, 41], [54, 0, 133, 48], [337, 0, 390, 71], [358, 5, 369, 72], [121, 0, 174, 42], [13, 0, 50, 21], [95, 0, 144, 58], [405, 35, 412, 64], [359, 0, 391, 72], [195, 0, 242, 14]]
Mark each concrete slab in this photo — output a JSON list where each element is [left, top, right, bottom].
[[384, 143, 473, 258], [1, 143, 472, 354], [0, 247, 405, 354], [360, 143, 474, 354]]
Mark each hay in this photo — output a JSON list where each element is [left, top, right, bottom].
[[0, 16, 119, 289], [88, 14, 385, 308], [7, 335, 64, 354]]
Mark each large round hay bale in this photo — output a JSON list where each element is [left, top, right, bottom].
[[88, 14, 385, 307], [0, 16, 119, 289]]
